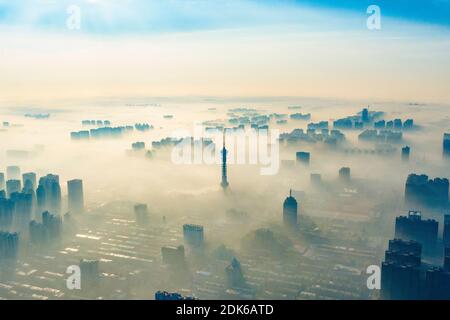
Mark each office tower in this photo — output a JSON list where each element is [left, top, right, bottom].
[[155, 291, 195, 300], [225, 257, 245, 288], [29, 220, 47, 244], [67, 179, 84, 214], [37, 174, 61, 215], [444, 247, 450, 273], [10, 192, 32, 230], [6, 179, 21, 198], [424, 267, 450, 300], [134, 203, 149, 225], [161, 245, 185, 265], [395, 211, 438, 254], [42, 211, 62, 240], [361, 108, 369, 122], [310, 173, 322, 188], [381, 239, 422, 300], [0, 232, 19, 260], [80, 259, 100, 288], [405, 174, 449, 207], [283, 190, 298, 229], [221, 132, 229, 190], [401, 146, 410, 161], [0, 198, 14, 231], [22, 172, 36, 190], [339, 167, 351, 183], [444, 133, 450, 157], [6, 166, 20, 180], [0, 172, 4, 190], [403, 119, 414, 129], [296, 151, 310, 166], [444, 215, 450, 248], [0, 190, 4, 199], [183, 224, 204, 247]]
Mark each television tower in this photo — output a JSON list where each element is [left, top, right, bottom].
[[221, 131, 229, 190]]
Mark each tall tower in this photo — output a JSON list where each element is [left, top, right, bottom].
[[221, 131, 229, 190], [283, 190, 298, 229]]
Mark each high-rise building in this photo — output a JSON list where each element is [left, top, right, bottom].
[[42, 211, 62, 240], [444, 215, 450, 248], [22, 172, 37, 190], [296, 151, 310, 166], [405, 174, 449, 207], [0, 232, 19, 260], [401, 146, 410, 161], [444, 247, 450, 273], [283, 190, 298, 229], [381, 239, 422, 300], [339, 167, 351, 183], [134, 203, 148, 225], [0, 198, 14, 231], [395, 211, 438, 254], [155, 291, 196, 300], [67, 179, 84, 214], [80, 259, 100, 288], [6, 166, 20, 180], [0, 172, 4, 191], [361, 107, 369, 122], [37, 174, 61, 215], [221, 132, 229, 190], [225, 257, 246, 288], [424, 267, 450, 300], [161, 245, 185, 265], [310, 173, 322, 188], [10, 191, 32, 230], [183, 224, 204, 247], [443, 133, 450, 157], [6, 179, 21, 198]]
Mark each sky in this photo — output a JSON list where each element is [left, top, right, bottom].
[[0, 0, 449, 104]]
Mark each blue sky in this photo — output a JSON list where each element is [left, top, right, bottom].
[[0, 0, 449, 34], [0, 1, 449, 103]]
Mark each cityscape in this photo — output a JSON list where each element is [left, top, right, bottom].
[[0, 0, 449, 305]]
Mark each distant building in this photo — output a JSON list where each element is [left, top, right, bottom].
[[6, 179, 21, 198], [296, 151, 310, 166], [134, 203, 149, 225], [310, 173, 322, 188], [395, 211, 438, 254], [0, 232, 19, 260], [221, 133, 229, 190], [0, 172, 4, 190], [405, 174, 449, 207], [80, 259, 100, 288], [339, 167, 351, 184], [225, 257, 246, 288], [6, 166, 20, 180], [444, 133, 450, 157], [67, 179, 84, 214], [42, 211, 62, 240], [283, 190, 298, 229], [444, 215, 450, 248], [183, 224, 204, 247], [22, 172, 36, 190], [381, 239, 422, 300], [10, 191, 32, 230], [161, 245, 185, 265], [0, 198, 14, 231], [361, 108, 369, 122], [401, 146, 410, 161], [37, 174, 61, 215], [155, 291, 196, 300]]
